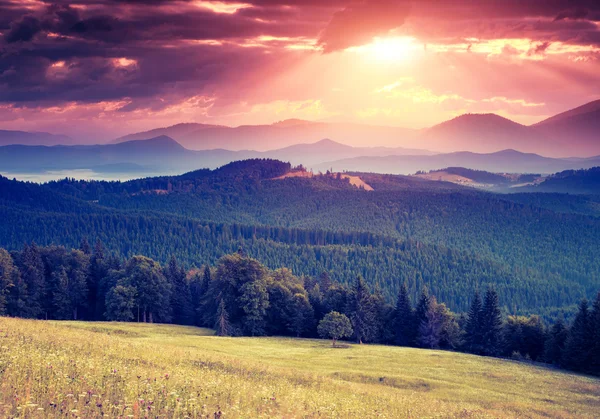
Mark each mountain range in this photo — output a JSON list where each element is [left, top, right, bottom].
[[3, 135, 600, 178], [1, 99, 598, 157], [3, 136, 600, 178], [0, 130, 75, 146]]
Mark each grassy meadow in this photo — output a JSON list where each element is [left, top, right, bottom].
[[0, 318, 598, 418]]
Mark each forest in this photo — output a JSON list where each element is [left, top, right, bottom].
[[0, 242, 598, 377], [1, 159, 600, 319]]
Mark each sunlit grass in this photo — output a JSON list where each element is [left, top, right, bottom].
[[1, 318, 598, 418]]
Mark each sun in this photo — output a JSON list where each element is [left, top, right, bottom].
[[348, 36, 419, 62]]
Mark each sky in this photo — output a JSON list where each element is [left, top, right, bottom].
[[0, 0, 599, 142]]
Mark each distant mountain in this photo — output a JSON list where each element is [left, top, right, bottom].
[[0, 137, 431, 177], [519, 167, 600, 194], [266, 138, 434, 166], [418, 114, 561, 156], [0, 130, 75, 146], [114, 123, 225, 143], [0, 136, 210, 174], [316, 149, 600, 175], [534, 100, 600, 157], [114, 120, 418, 151]]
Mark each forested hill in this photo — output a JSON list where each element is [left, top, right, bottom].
[[520, 166, 600, 194], [1, 159, 600, 316]]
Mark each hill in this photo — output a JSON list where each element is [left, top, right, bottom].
[[1, 159, 600, 315], [418, 113, 558, 154], [534, 100, 600, 157], [1, 318, 598, 418], [520, 167, 600, 194], [0, 129, 75, 146], [414, 168, 542, 190], [317, 149, 600, 175]]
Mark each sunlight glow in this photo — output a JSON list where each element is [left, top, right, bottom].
[[348, 37, 419, 62], [193, 1, 252, 14]]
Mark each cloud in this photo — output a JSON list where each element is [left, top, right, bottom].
[[318, 0, 411, 52]]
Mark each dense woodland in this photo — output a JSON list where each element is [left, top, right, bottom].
[[0, 243, 598, 377], [1, 159, 600, 320]]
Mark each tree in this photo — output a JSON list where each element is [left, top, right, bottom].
[[0, 249, 16, 315], [166, 256, 194, 325], [123, 256, 172, 323], [393, 283, 414, 346], [502, 315, 545, 361], [418, 297, 459, 349], [79, 237, 91, 255], [464, 291, 484, 354], [89, 240, 108, 320], [481, 288, 503, 356], [288, 293, 314, 337], [239, 279, 270, 336], [214, 298, 231, 336], [105, 285, 137, 321], [51, 267, 71, 320], [318, 311, 353, 347], [347, 276, 375, 344], [414, 287, 431, 345], [18, 243, 45, 318], [564, 299, 592, 372], [590, 292, 600, 375], [544, 318, 568, 366]]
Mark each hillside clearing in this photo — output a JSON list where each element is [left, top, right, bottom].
[[0, 318, 598, 418]]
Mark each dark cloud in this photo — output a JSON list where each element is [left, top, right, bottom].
[[1, 0, 600, 113], [318, 0, 411, 52]]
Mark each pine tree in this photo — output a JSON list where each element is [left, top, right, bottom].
[[51, 267, 71, 320], [588, 293, 600, 375], [18, 243, 45, 318], [166, 256, 194, 325], [464, 291, 484, 354], [288, 293, 314, 337], [0, 248, 15, 315], [89, 240, 108, 320], [544, 318, 568, 366], [319, 271, 332, 292], [393, 283, 414, 346], [564, 299, 593, 372], [481, 288, 502, 356], [347, 276, 375, 344], [214, 298, 231, 336], [79, 237, 92, 255], [414, 287, 430, 346]]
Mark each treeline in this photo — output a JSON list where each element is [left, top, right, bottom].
[[1, 243, 598, 376], [0, 209, 585, 317]]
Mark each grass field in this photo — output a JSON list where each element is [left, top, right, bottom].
[[0, 318, 598, 418]]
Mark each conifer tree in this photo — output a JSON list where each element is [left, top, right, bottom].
[[51, 267, 71, 320], [89, 240, 108, 320], [464, 291, 484, 354], [394, 283, 414, 346], [414, 287, 431, 345], [18, 243, 45, 318], [481, 288, 502, 356], [0, 248, 15, 315], [564, 299, 592, 372], [214, 298, 231, 336], [347, 276, 375, 344], [590, 292, 600, 375], [544, 318, 568, 366], [167, 256, 194, 325]]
